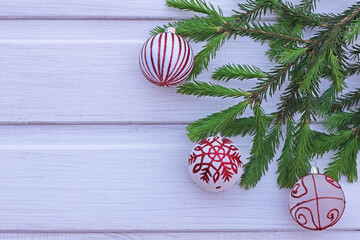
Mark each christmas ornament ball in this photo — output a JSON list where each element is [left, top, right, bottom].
[[139, 27, 194, 87], [289, 172, 346, 230], [188, 136, 243, 192]]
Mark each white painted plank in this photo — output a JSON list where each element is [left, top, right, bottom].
[[0, 0, 237, 19], [0, 20, 166, 40], [0, 20, 268, 123], [0, 232, 360, 240], [0, 40, 245, 123], [0, 20, 358, 123], [0, 125, 358, 231], [0, 0, 356, 19]]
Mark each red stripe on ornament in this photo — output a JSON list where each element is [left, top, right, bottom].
[[173, 47, 194, 83], [157, 33, 163, 83], [174, 62, 193, 84], [164, 33, 175, 81], [168, 36, 187, 83], [140, 40, 156, 82], [160, 33, 167, 83], [140, 41, 155, 82], [143, 36, 158, 82], [177, 37, 192, 81], [180, 41, 194, 80], [169, 36, 191, 84], [150, 34, 160, 80], [166, 34, 182, 82]]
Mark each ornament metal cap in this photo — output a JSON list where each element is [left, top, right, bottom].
[[311, 166, 320, 174], [165, 27, 176, 34]]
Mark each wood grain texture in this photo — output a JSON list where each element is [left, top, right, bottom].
[[0, 125, 358, 231], [0, 20, 358, 123], [0, 20, 269, 123], [0, 0, 359, 237], [0, 232, 360, 240], [0, 0, 356, 19]]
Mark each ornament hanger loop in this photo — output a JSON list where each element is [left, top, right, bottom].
[[311, 166, 320, 174], [309, 158, 319, 174], [166, 27, 176, 34]]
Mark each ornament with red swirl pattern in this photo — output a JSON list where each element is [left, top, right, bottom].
[[289, 167, 346, 230]]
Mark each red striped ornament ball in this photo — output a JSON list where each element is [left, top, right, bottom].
[[139, 27, 194, 87]]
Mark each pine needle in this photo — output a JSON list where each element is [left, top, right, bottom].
[[155, 0, 360, 188]]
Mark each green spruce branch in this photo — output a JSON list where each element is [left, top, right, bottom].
[[233, 0, 274, 21], [166, 0, 223, 17], [221, 21, 309, 44], [274, 1, 328, 28], [177, 80, 250, 98], [156, 0, 360, 189], [299, 0, 318, 11], [212, 64, 268, 81], [332, 88, 360, 111]]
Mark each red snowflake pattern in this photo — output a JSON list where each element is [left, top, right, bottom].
[[188, 137, 242, 185]]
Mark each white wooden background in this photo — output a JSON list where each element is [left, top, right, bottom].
[[0, 0, 359, 239]]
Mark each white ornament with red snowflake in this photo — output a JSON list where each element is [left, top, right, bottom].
[[289, 169, 346, 230], [188, 136, 243, 192], [139, 27, 194, 87]]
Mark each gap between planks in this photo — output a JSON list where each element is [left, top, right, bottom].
[[0, 121, 327, 126], [1, 231, 359, 240], [0, 121, 190, 125], [0, 229, 358, 233], [0, 16, 278, 21]]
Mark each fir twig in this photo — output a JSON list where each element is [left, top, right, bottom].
[[312, 130, 354, 156], [157, 0, 360, 189], [220, 115, 275, 137], [249, 57, 303, 103], [277, 119, 296, 188], [332, 88, 360, 112], [150, 17, 223, 41], [177, 80, 250, 98], [345, 18, 360, 44], [241, 119, 282, 189], [286, 122, 313, 187], [187, 100, 250, 142], [275, 1, 328, 28], [166, 0, 223, 17], [212, 64, 268, 81], [221, 21, 310, 44], [299, 0, 318, 11], [190, 33, 228, 79], [233, 0, 274, 21], [325, 136, 359, 182]]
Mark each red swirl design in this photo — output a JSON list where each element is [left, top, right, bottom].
[[326, 209, 341, 228], [294, 207, 318, 230], [291, 177, 308, 198], [289, 174, 346, 230], [325, 175, 341, 188]]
